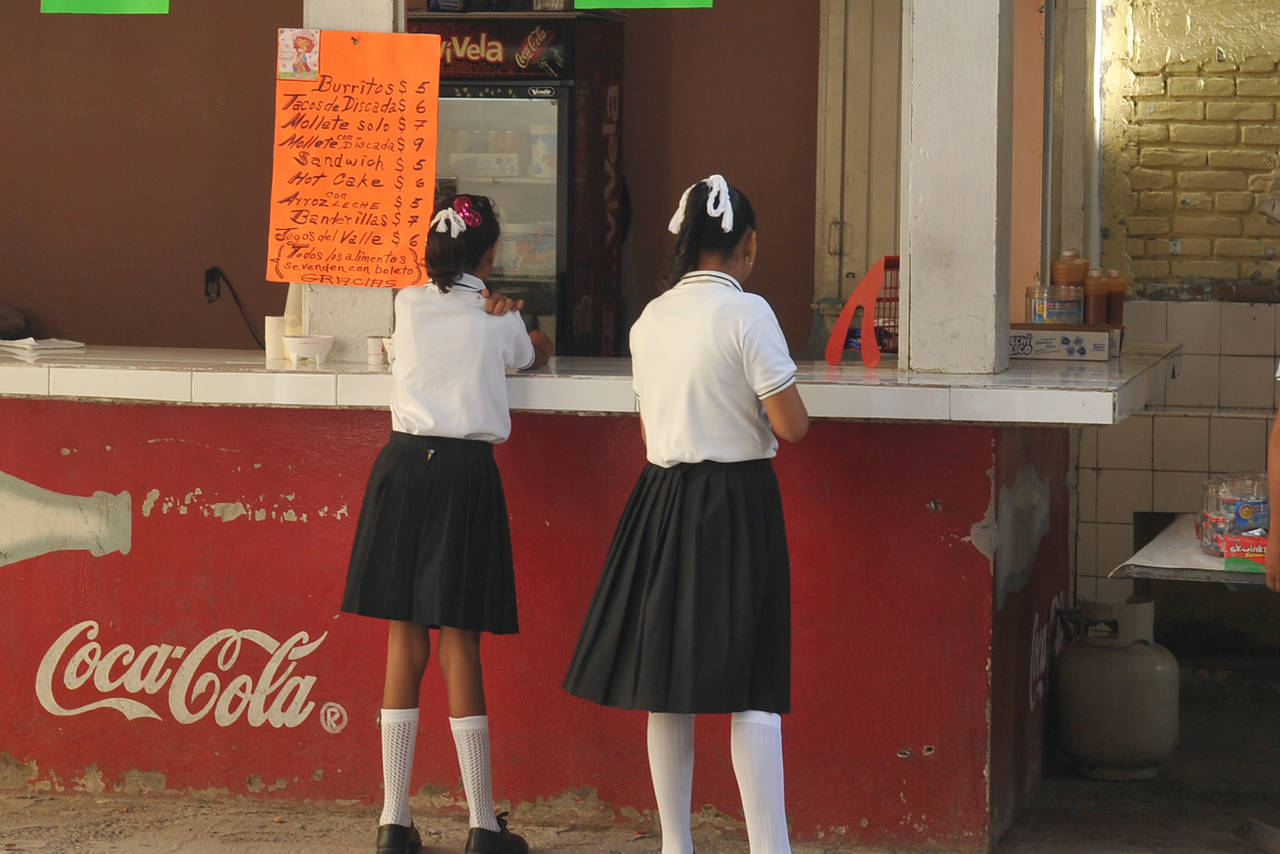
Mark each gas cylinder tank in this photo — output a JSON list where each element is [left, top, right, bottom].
[[1054, 598, 1179, 779]]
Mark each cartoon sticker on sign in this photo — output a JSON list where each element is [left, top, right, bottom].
[[266, 30, 442, 289], [278, 27, 321, 81]]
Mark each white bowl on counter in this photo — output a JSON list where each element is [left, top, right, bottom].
[[281, 334, 334, 368]]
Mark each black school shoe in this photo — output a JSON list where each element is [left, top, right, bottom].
[[377, 822, 423, 854], [464, 812, 528, 854]]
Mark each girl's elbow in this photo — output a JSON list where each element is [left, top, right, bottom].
[[777, 418, 809, 442]]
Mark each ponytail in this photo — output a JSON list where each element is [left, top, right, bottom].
[[660, 175, 757, 291], [425, 194, 500, 291]]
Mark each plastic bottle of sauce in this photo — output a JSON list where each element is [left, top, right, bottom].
[[1103, 269, 1126, 327], [1051, 250, 1089, 287], [1084, 268, 1108, 325], [1067, 282, 1085, 323]]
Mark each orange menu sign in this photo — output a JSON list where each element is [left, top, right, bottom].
[[266, 29, 441, 289]]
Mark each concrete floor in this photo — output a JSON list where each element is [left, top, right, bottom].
[[2, 683, 1277, 853], [995, 692, 1280, 853]]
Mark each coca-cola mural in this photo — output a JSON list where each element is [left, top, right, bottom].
[[1, 401, 389, 798]]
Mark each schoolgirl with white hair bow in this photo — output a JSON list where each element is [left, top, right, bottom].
[[343, 194, 552, 854], [565, 174, 809, 854]]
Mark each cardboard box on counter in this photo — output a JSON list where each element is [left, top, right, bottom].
[[1008, 324, 1123, 362]]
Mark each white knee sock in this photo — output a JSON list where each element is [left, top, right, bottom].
[[647, 712, 695, 854], [731, 711, 791, 854], [379, 707, 419, 828], [450, 715, 501, 832]]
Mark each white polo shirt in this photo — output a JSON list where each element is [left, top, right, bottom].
[[630, 270, 797, 467], [390, 273, 535, 443]]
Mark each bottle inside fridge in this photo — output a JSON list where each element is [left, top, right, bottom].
[[434, 95, 561, 327]]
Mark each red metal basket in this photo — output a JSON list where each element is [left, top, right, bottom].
[[824, 255, 900, 368]]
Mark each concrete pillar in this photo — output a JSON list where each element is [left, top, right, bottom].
[[297, 0, 399, 362], [900, 0, 1015, 373]]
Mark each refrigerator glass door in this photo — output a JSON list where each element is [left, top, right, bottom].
[[436, 96, 559, 331]]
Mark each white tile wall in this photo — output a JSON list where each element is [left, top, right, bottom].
[[1071, 300, 1279, 602], [1124, 301, 1167, 344], [1095, 577, 1136, 603], [1096, 469, 1153, 522], [1078, 468, 1097, 522], [1097, 413, 1153, 469], [1152, 470, 1206, 513], [1221, 303, 1276, 356], [1220, 356, 1275, 409], [1077, 522, 1098, 577], [1076, 573, 1097, 601], [1165, 354, 1220, 407], [1079, 425, 1098, 468], [1096, 522, 1135, 577], [1168, 302, 1222, 355], [1209, 414, 1268, 473], [1152, 414, 1210, 471]]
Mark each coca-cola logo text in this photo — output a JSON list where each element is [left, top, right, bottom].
[[514, 26, 552, 70], [36, 620, 343, 730]]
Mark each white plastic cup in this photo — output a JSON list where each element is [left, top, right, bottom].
[[264, 316, 286, 361], [366, 336, 386, 365]]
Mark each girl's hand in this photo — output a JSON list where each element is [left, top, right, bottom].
[[484, 292, 525, 316]]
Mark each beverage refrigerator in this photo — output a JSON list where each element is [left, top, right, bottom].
[[407, 12, 626, 356]]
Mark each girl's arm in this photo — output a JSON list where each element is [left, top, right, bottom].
[[528, 329, 553, 369], [763, 384, 809, 442]]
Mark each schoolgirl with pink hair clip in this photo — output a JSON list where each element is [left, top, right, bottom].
[[343, 194, 552, 854]]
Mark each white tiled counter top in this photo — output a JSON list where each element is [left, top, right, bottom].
[[0, 344, 1178, 425]]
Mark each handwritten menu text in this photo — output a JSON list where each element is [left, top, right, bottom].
[[267, 30, 441, 289]]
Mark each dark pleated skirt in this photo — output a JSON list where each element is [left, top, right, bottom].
[[563, 459, 791, 714], [341, 432, 518, 634]]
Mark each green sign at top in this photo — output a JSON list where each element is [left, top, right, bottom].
[[574, 0, 711, 7], [41, 0, 169, 12]]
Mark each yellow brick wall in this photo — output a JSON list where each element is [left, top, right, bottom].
[[1120, 57, 1280, 291], [1103, 1, 1280, 298]]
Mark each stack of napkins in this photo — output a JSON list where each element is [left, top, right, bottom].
[[0, 338, 85, 362], [0, 337, 85, 351]]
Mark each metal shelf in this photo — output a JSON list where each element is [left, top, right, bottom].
[[1108, 514, 1268, 587], [443, 175, 558, 185]]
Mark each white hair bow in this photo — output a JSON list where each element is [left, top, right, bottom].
[[667, 173, 734, 235], [431, 208, 467, 238]]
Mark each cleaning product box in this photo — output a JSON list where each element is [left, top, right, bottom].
[[1008, 324, 1121, 362]]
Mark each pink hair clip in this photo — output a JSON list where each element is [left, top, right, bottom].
[[453, 196, 483, 227]]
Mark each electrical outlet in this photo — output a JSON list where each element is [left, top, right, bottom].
[[204, 267, 222, 303]]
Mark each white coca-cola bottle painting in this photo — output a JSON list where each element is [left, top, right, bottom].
[[0, 469, 131, 568]]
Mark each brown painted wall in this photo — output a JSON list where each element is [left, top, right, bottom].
[[1, 3, 816, 351], [619, 5, 819, 352], [1, 3, 303, 347]]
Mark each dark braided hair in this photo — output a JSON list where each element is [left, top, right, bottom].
[[425, 194, 500, 292], [659, 179, 757, 291]]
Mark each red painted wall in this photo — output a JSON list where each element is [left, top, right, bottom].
[[618, 5, 819, 351], [0, 399, 1063, 848], [0, 3, 303, 347], [988, 427, 1070, 840]]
